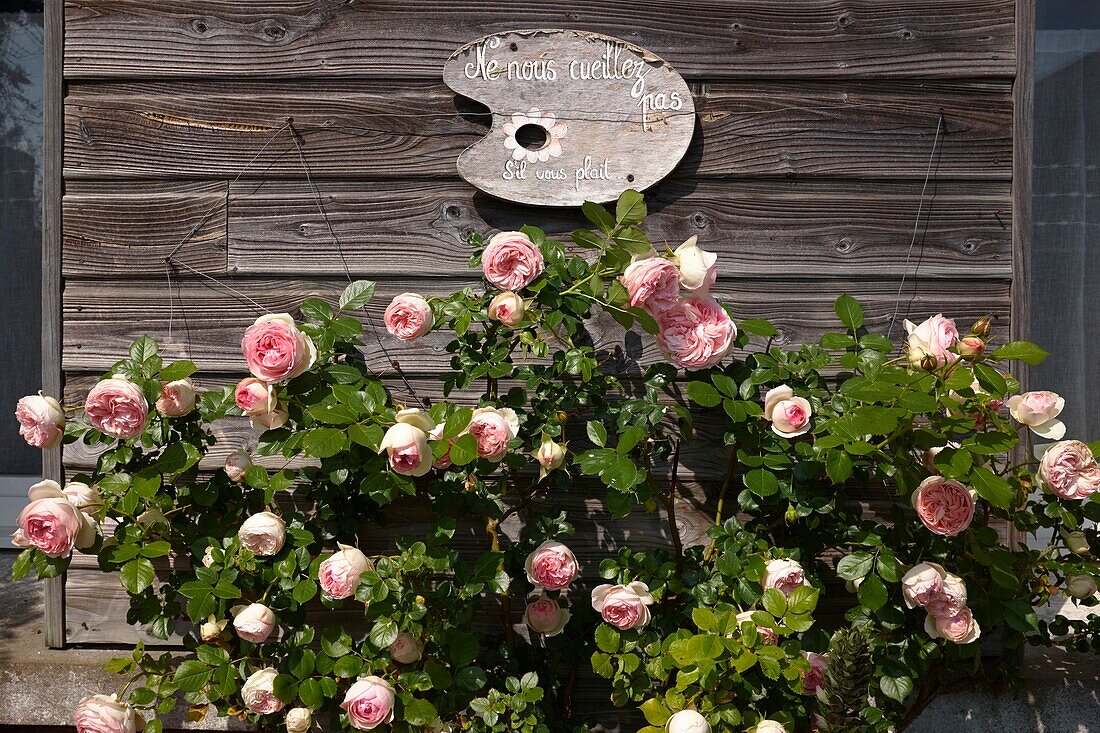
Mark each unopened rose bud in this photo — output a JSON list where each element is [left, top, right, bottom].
[[554, 410, 568, 424], [224, 450, 252, 482], [285, 707, 311, 733], [1066, 575, 1098, 599], [665, 709, 711, 733], [534, 436, 565, 476], [845, 576, 865, 594], [202, 545, 217, 567], [970, 315, 993, 339], [415, 595, 426, 605], [920, 353, 940, 371], [957, 336, 985, 360], [389, 631, 424, 664], [1062, 530, 1090, 555], [200, 616, 228, 642]]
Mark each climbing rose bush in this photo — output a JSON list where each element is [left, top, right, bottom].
[[11, 190, 1100, 733]]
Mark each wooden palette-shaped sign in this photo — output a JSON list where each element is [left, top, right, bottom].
[[444, 29, 695, 207]]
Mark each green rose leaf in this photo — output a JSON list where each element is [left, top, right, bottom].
[[120, 557, 155, 594], [339, 280, 376, 311]]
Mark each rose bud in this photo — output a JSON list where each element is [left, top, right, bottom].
[[534, 435, 565, 478], [15, 393, 65, 449], [524, 595, 570, 637], [224, 450, 252, 482], [672, 235, 718, 292], [241, 667, 285, 714], [63, 481, 102, 515], [200, 616, 228, 642], [237, 511, 286, 556], [665, 709, 711, 733], [251, 405, 289, 432], [318, 543, 372, 600], [156, 378, 196, 417], [1066, 575, 1098, 599], [591, 581, 654, 630], [970, 315, 993, 338], [285, 708, 312, 733], [389, 631, 424, 664], [753, 721, 787, 733], [524, 540, 578, 591], [763, 558, 810, 596], [235, 377, 276, 416], [956, 336, 985, 360], [1062, 529, 1090, 555], [232, 602, 277, 643], [73, 694, 144, 733], [487, 291, 526, 327], [340, 676, 396, 730]]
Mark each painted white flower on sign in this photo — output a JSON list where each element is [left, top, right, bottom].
[[502, 108, 567, 163]]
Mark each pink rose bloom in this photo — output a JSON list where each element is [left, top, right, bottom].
[[591, 581, 654, 630], [242, 668, 285, 714], [482, 231, 545, 290], [524, 595, 570, 637], [655, 295, 736, 371], [155, 378, 196, 417], [241, 313, 317, 383], [384, 293, 433, 341], [225, 450, 252, 482], [1007, 391, 1066, 440], [238, 512, 286, 556], [341, 676, 396, 730], [73, 694, 143, 733], [763, 558, 809, 596], [232, 602, 277, 643], [903, 314, 959, 368], [925, 607, 980, 644], [801, 651, 829, 696], [467, 406, 519, 462], [84, 377, 147, 439], [912, 476, 976, 536], [901, 562, 946, 609], [16, 480, 96, 558], [319, 543, 372, 600], [488, 291, 526, 327], [524, 540, 578, 591], [380, 422, 432, 476], [621, 256, 680, 313], [735, 610, 777, 645], [389, 632, 423, 664], [235, 377, 276, 416], [924, 573, 968, 619], [1038, 440, 1100, 500], [763, 385, 812, 438], [15, 394, 65, 449]]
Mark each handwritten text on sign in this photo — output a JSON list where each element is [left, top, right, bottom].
[[444, 30, 695, 207]]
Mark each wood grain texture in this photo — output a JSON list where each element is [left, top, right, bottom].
[[62, 79, 1012, 180], [63, 0, 1016, 81], [63, 181, 228, 277], [61, 276, 1011, 374]]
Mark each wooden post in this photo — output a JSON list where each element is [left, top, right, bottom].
[[42, 0, 66, 649]]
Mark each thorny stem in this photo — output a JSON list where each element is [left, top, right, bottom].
[[663, 441, 685, 575]]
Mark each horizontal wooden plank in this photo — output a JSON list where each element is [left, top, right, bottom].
[[63, 0, 1016, 81], [63, 180, 228, 277], [61, 276, 1012, 374], [63, 80, 1012, 180]]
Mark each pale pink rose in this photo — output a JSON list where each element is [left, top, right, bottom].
[[63, 481, 101, 515], [666, 709, 711, 733], [319, 543, 372, 600], [251, 406, 289, 432], [524, 595, 570, 637], [1038, 440, 1100, 500], [427, 423, 454, 469], [903, 314, 959, 368], [1066, 575, 1098, 599], [155, 378, 196, 417], [84, 377, 148, 439], [238, 512, 286, 556], [672, 236, 718, 292], [801, 651, 829, 696], [912, 476, 976, 536], [242, 667, 285, 714], [241, 313, 317, 383], [384, 293, 433, 341], [467, 406, 518, 462], [285, 708, 312, 733], [956, 335, 985, 359], [341, 676, 396, 730], [200, 617, 228, 642], [655, 295, 736, 371], [591, 581, 654, 630], [753, 720, 787, 733], [621, 256, 680, 313], [235, 377, 277, 416], [488, 291, 526, 327], [17, 480, 96, 558], [482, 231, 545, 290], [225, 450, 253, 482], [924, 573, 968, 619], [233, 602, 276, 643], [763, 385, 812, 438], [389, 632, 423, 664], [15, 394, 65, 449], [380, 421, 432, 476], [1007, 391, 1066, 440], [763, 558, 809, 596], [735, 610, 777, 645], [924, 607, 980, 644], [73, 694, 143, 733], [524, 540, 578, 591], [901, 562, 946, 609]]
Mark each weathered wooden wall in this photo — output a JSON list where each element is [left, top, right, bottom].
[[57, 0, 1022, 676]]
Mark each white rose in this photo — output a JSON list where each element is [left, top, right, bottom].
[[672, 236, 718, 291], [233, 602, 277, 643], [1066, 575, 1098, 599], [199, 616, 228, 642], [241, 667, 285, 714], [666, 709, 710, 733], [224, 450, 253, 482], [63, 481, 102, 514], [753, 721, 787, 733], [285, 707, 312, 733], [252, 406, 289, 431], [238, 511, 286, 556]]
